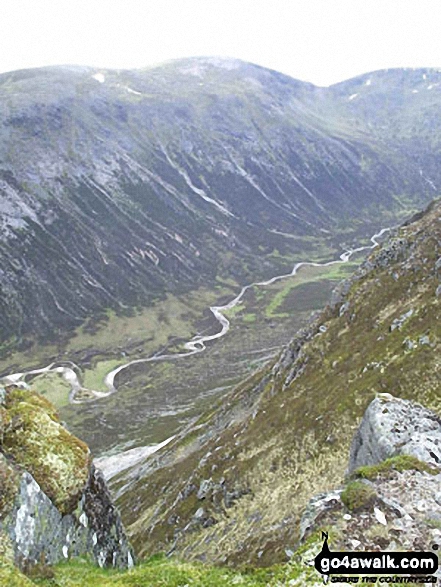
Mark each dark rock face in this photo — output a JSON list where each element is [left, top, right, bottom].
[[348, 395, 441, 473], [83, 466, 133, 568]]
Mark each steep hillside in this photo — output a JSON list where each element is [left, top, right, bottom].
[[111, 199, 441, 565], [1, 59, 439, 347]]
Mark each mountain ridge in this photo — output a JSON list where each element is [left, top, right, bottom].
[[1, 59, 439, 349]]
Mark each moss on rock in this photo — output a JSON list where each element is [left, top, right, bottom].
[[0, 556, 34, 586], [1, 388, 90, 515], [0, 453, 19, 518], [352, 455, 440, 480], [341, 481, 377, 512]]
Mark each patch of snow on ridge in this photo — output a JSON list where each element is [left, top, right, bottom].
[[349, 93, 358, 101], [365, 79, 372, 86], [92, 73, 105, 83], [95, 436, 175, 480], [126, 87, 141, 95]]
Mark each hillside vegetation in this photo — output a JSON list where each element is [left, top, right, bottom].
[[111, 199, 441, 565]]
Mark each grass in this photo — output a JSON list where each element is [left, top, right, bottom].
[[81, 359, 122, 392], [264, 262, 357, 319], [351, 455, 440, 480], [13, 535, 331, 586], [28, 372, 71, 409], [341, 481, 377, 511], [0, 286, 237, 376]]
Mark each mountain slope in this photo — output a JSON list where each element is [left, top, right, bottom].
[[111, 198, 441, 565], [1, 59, 440, 347]]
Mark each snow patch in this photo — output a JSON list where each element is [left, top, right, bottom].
[[349, 93, 358, 101], [126, 87, 141, 96], [412, 89, 419, 94], [428, 84, 433, 90], [95, 436, 175, 480], [92, 73, 105, 84], [365, 79, 372, 86]]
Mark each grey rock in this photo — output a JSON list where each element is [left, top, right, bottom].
[[403, 338, 416, 350], [193, 507, 205, 521], [390, 308, 414, 332], [1, 467, 134, 570], [436, 284, 441, 297], [348, 395, 441, 473], [197, 479, 213, 500], [299, 490, 342, 540]]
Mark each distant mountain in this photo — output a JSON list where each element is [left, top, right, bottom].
[[1, 58, 440, 345], [112, 198, 441, 564]]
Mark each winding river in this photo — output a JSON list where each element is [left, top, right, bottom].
[[2, 227, 391, 403]]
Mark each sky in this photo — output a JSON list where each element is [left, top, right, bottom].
[[2, 0, 441, 87]]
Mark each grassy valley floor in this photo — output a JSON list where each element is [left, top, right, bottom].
[[0, 238, 375, 457]]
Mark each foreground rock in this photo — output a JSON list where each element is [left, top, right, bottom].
[[348, 394, 441, 473], [301, 394, 441, 579], [0, 386, 133, 572]]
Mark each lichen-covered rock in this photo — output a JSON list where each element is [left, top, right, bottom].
[[301, 396, 441, 581], [1, 469, 134, 571], [348, 394, 441, 473], [82, 466, 135, 568], [300, 490, 342, 541], [2, 387, 90, 515], [0, 387, 133, 572]]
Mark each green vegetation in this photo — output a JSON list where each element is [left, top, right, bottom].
[[114, 201, 441, 565], [264, 262, 357, 319], [2, 388, 90, 514], [0, 454, 19, 518], [9, 535, 330, 586], [81, 359, 122, 392], [28, 372, 71, 410], [352, 455, 440, 480], [341, 481, 377, 511], [0, 558, 33, 586]]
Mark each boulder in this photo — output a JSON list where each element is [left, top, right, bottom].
[[348, 394, 441, 474], [0, 387, 133, 571]]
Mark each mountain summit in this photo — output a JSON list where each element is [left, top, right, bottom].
[[1, 60, 440, 346]]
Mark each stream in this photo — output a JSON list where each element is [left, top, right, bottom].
[[1, 227, 390, 403]]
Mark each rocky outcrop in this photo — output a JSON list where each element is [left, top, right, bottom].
[[348, 394, 441, 473], [0, 386, 133, 572], [301, 395, 441, 574]]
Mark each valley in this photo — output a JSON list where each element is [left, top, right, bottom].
[[1, 228, 376, 456], [1, 58, 441, 584]]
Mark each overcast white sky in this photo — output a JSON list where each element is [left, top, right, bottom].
[[2, 0, 441, 86]]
